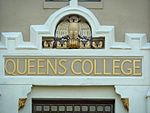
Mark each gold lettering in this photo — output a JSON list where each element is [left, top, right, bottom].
[[82, 59, 93, 75], [71, 59, 82, 75], [16, 59, 27, 75], [133, 60, 141, 76], [47, 59, 57, 75], [37, 59, 46, 75], [58, 59, 67, 75], [5, 59, 16, 75], [28, 59, 36, 75], [113, 59, 121, 75], [103, 59, 111, 75], [4, 57, 142, 76], [94, 59, 102, 75], [121, 60, 132, 75]]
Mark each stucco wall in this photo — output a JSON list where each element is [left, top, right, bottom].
[[0, 1, 150, 113], [0, 0, 150, 42]]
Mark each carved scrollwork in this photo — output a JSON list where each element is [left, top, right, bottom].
[[121, 98, 129, 111], [42, 15, 105, 49], [18, 98, 27, 110]]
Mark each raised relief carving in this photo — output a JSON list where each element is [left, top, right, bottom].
[[67, 16, 80, 49], [42, 15, 105, 49], [18, 98, 27, 110], [121, 98, 129, 111]]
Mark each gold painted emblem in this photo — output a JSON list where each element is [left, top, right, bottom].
[[121, 98, 129, 111], [42, 15, 105, 49], [18, 98, 27, 110]]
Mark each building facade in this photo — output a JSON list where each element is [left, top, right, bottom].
[[0, 0, 150, 113]]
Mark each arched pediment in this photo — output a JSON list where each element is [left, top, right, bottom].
[[42, 14, 105, 49], [45, 5, 101, 37]]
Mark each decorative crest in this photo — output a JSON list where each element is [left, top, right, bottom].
[[18, 98, 27, 110], [42, 15, 105, 49], [121, 98, 129, 111]]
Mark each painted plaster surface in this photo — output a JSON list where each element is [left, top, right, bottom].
[[0, 0, 150, 113]]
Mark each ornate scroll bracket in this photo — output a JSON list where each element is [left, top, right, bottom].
[[115, 86, 129, 111], [121, 98, 129, 111], [18, 85, 32, 110], [18, 98, 27, 110]]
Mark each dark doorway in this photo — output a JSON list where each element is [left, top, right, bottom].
[[32, 99, 115, 113]]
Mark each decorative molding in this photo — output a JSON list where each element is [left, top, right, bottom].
[[0, 0, 149, 50], [17, 85, 32, 110], [0, 32, 37, 50], [121, 98, 129, 111], [115, 86, 129, 111], [18, 98, 27, 110], [125, 33, 150, 50], [111, 33, 150, 50], [42, 15, 105, 49]]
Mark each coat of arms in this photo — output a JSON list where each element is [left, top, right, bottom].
[[42, 15, 105, 49]]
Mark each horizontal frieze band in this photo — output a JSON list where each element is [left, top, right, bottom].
[[4, 56, 142, 76]]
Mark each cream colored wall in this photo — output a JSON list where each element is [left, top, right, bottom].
[[0, 1, 150, 112], [0, 0, 150, 42]]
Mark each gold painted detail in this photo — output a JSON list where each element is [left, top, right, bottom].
[[42, 15, 105, 49], [121, 98, 129, 111], [19, 98, 27, 110], [5, 57, 142, 76]]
